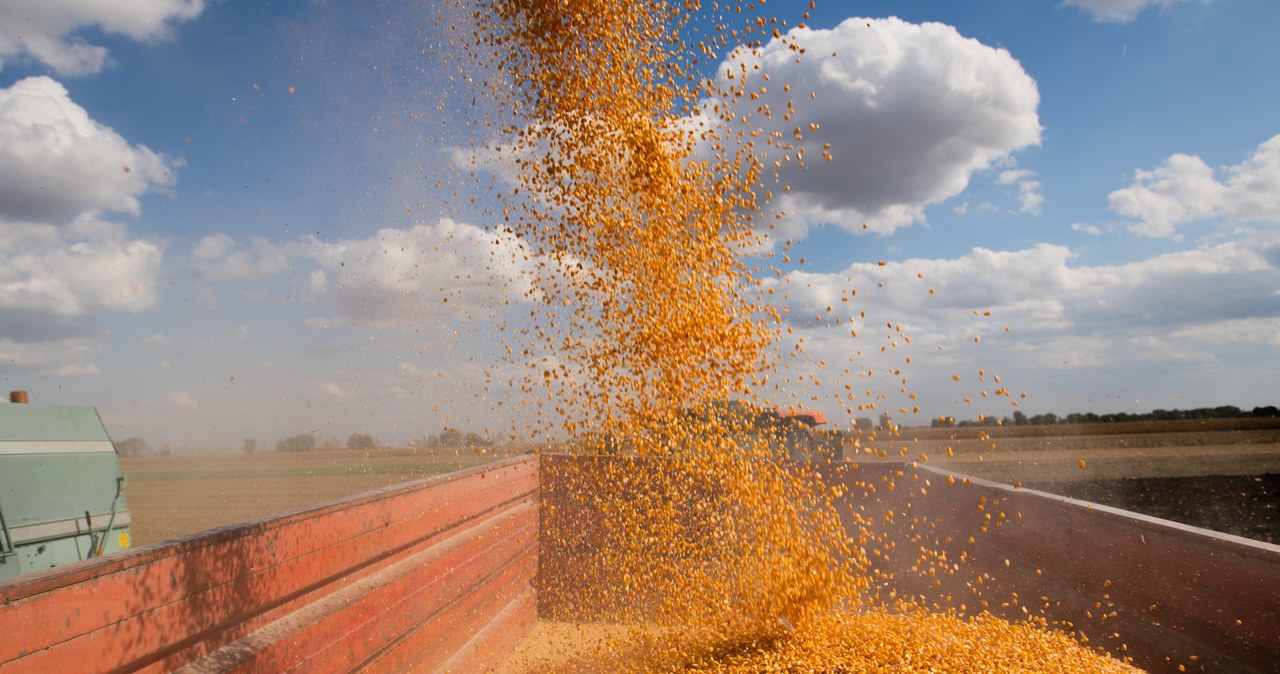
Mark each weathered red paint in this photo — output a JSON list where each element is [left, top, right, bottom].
[[0, 456, 539, 674], [4, 454, 1278, 673], [176, 505, 538, 673], [830, 462, 1280, 674]]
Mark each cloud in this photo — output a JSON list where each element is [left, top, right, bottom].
[[296, 219, 538, 327], [0, 0, 205, 76], [189, 233, 290, 281], [0, 332, 102, 374], [1109, 134, 1280, 237], [718, 17, 1041, 237], [1071, 221, 1103, 235], [0, 78, 169, 378], [997, 168, 1044, 215], [1061, 0, 1210, 23], [767, 232, 1280, 416], [0, 77, 180, 222], [783, 236, 1278, 334], [0, 217, 163, 316], [187, 219, 541, 329], [44, 362, 101, 377], [1172, 317, 1280, 346]]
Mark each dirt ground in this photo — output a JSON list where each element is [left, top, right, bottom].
[[855, 417, 1280, 483], [855, 417, 1280, 543], [1027, 474, 1280, 543], [119, 446, 525, 545], [119, 419, 1280, 546]]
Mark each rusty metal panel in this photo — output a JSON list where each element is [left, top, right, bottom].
[[0, 455, 539, 674], [175, 502, 538, 673], [828, 461, 1280, 674]]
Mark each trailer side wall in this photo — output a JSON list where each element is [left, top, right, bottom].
[[0, 455, 539, 674]]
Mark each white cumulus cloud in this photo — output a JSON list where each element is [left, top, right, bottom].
[[1071, 221, 1103, 236], [766, 231, 1280, 417], [719, 16, 1041, 237], [188, 219, 542, 329], [0, 77, 178, 222], [0, 77, 171, 376], [189, 233, 291, 281], [1061, 0, 1211, 23], [1109, 134, 1280, 237], [997, 168, 1045, 215], [0, 217, 162, 316], [296, 219, 539, 326], [0, 0, 205, 76]]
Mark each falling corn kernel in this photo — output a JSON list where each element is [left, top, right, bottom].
[[460, 3, 1140, 672]]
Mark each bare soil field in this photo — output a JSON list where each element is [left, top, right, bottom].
[[119, 446, 527, 545], [857, 417, 1280, 543], [856, 417, 1280, 483], [120, 419, 1280, 546]]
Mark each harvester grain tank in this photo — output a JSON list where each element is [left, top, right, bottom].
[[0, 391, 132, 580]]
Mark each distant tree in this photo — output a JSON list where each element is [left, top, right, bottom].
[[347, 433, 377, 450], [1012, 410, 1028, 426], [1029, 413, 1058, 425], [931, 416, 955, 428], [854, 417, 874, 433], [277, 433, 317, 452], [464, 432, 492, 447], [115, 437, 147, 457], [242, 438, 257, 454], [1252, 406, 1280, 418], [439, 428, 463, 448]]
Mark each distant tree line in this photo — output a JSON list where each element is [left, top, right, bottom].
[[277, 433, 317, 452], [408, 427, 494, 449], [931, 405, 1279, 428], [270, 428, 495, 452], [272, 432, 386, 452]]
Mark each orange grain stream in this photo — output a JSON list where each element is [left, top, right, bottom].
[[453, 1, 1141, 671]]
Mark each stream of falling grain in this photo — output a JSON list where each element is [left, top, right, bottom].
[[451, 1, 1142, 671]]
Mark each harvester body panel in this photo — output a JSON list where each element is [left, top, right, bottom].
[[0, 403, 131, 580]]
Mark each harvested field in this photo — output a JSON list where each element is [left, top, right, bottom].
[[119, 447, 526, 545], [856, 418, 1280, 482], [119, 419, 1280, 546], [857, 417, 1280, 543], [1032, 474, 1280, 544]]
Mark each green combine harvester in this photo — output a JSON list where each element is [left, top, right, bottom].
[[0, 391, 132, 580]]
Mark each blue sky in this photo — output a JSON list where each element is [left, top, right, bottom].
[[1, 0, 1277, 450]]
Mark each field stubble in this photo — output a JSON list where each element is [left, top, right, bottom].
[[119, 446, 527, 545], [856, 418, 1280, 483], [120, 419, 1280, 546], [857, 417, 1280, 542]]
